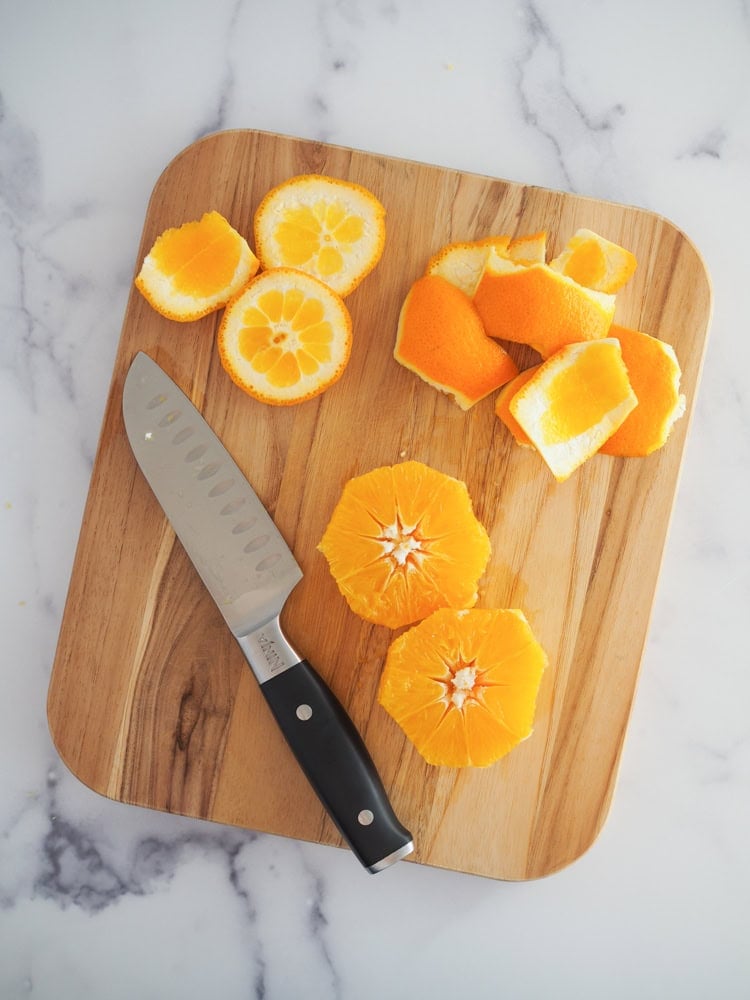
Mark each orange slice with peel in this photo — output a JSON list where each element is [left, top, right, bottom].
[[135, 211, 259, 321], [473, 250, 615, 357], [599, 324, 685, 456], [394, 275, 518, 409], [318, 461, 491, 629], [217, 267, 352, 405], [509, 339, 637, 481], [253, 174, 385, 297], [378, 607, 547, 767], [549, 228, 637, 293], [494, 365, 541, 447]]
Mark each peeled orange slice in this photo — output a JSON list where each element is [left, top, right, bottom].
[[378, 607, 547, 767], [217, 268, 352, 405], [600, 324, 686, 456], [394, 275, 518, 410], [253, 174, 386, 297], [494, 365, 541, 447], [135, 211, 259, 321], [318, 461, 491, 629], [509, 339, 637, 481], [549, 228, 637, 294], [473, 251, 615, 358]]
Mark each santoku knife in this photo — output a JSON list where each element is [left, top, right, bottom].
[[122, 351, 413, 872]]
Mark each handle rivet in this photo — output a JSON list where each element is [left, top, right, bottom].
[[357, 809, 374, 826], [296, 703, 313, 721]]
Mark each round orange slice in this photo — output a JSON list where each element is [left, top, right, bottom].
[[509, 339, 637, 482], [599, 324, 685, 456], [473, 251, 616, 358], [549, 228, 637, 294], [378, 607, 548, 767], [394, 275, 518, 410], [253, 174, 386, 297], [317, 461, 491, 630], [217, 268, 352, 405], [135, 211, 259, 321]]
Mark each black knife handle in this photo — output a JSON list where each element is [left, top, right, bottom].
[[260, 660, 413, 872]]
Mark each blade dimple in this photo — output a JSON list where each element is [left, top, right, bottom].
[[232, 518, 258, 535], [147, 393, 168, 409], [173, 427, 194, 445], [208, 479, 235, 498], [185, 444, 207, 462], [243, 534, 269, 552], [159, 409, 182, 427], [220, 497, 247, 516], [197, 462, 221, 481]]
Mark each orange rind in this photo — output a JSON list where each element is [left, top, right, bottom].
[[509, 339, 637, 481], [217, 267, 352, 405], [549, 228, 637, 294], [378, 607, 548, 768], [600, 325, 686, 456], [473, 250, 616, 358], [135, 211, 259, 321], [318, 461, 491, 629], [494, 365, 541, 447], [253, 174, 386, 297], [394, 275, 518, 410]]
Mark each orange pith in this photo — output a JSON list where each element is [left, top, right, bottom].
[[135, 211, 259, 321], [378, 607, 547, 767], [507, 230, 547, 265], [317, 461, 491, 629], [473, 255, 615, 358], [509, 339, 637, 481], [394, 275, 518, 410], [599, 324, 685, 456], [253, 174, 386, 297], [550, 229, 637, 293], [425, 242, 494, 298], [217, 268, 352, 405]]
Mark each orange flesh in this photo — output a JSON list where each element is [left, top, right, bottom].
[[151, 215, 242, 297], [378, 608, 547, 767]]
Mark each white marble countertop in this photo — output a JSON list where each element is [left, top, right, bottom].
[[2, 1, 748, 997]]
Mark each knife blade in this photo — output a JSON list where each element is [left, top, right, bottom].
[[122, 351, 413, 872]]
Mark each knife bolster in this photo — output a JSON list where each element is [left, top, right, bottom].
[[236, 616, 301, 684]]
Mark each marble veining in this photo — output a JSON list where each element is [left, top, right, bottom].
[[1, 0, 749, 997]]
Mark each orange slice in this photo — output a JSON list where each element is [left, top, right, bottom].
[[425, 242, 493, 298], [494, 365, 541, 447], [473, 251, 616, 358], [318, 461, 491, 629], [253, 174, 386, 297], [507, 230, 547, 265], [509, 339, 637, 481], [378, 607, 547, 767], [217, 268, 352, 405], [600, 324, 686, 456], [394, 275, 518, 410], [549, 228, 637, 293], [135, 211, 259, 321]]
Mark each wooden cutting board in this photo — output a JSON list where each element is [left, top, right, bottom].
[[48, 130, 711, 880]]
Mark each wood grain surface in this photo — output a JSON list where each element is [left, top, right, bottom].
[[47, 130, 712, 880]]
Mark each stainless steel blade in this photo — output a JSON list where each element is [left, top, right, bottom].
[[122, 352, 303, 642]]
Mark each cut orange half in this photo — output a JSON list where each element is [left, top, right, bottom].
[[318, 461, 491, 629], [509, 339, 637, 481], [549, 228, 637, 294], [473, 251, 615, 358], [217, 268, 352, 405], [135, 211, 259, 321], [599, 324, 686, 456], [394, 275, 518, 410], [378, 607, 548, 767], [253, 174, 386, 297]]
